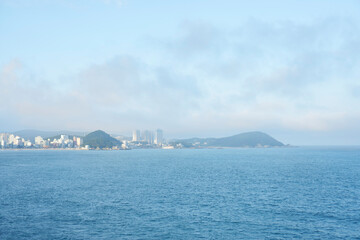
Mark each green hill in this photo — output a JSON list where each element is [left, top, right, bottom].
[[172, 131, 284, 148], [212, 131, 284, 147], [83, 130, 120, 149]]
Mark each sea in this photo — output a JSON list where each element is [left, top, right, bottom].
[[0, 147, 359, 239]]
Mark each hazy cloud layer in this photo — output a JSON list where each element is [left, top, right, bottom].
[[1, 17, 360, 144], [101, 0, 125, 7]]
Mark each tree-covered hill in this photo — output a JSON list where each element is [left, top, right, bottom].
[[83, 130, 120, 149], [171, 131, 284, 148]]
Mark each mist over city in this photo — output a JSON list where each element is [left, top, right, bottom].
[[1, 1, 360, 145]]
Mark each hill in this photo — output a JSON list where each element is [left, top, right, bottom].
[[212, 131, 284, 147], [83, 130, 120, 149], [172, 131, 284, 148]]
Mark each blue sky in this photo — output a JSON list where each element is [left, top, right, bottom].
[[1, 0, 360, 144]]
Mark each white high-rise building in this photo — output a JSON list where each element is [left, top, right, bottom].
[[35, 136, 44, 146], [61, 135, 69, 141], [8, 134, 15, 144], [14, 136, 24, 147], [24, 140, 32, 147], [0, 140, 6, 148], [142, 130, 154, 144], [0, 133, 7, 146], [154, 129, 163, 146], [76, 137, 83, 147], [132, 130, 141, 141]]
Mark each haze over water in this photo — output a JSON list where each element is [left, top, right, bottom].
[[1, 148, 359, 239], [1, 0, 360, 144]]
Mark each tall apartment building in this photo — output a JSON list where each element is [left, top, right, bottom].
[[132, 130, 141, 141], [142, 130, 154, 144], [35, 136, 44, 145], [154, 129, 163, 145], [76, 137, 83, 147]]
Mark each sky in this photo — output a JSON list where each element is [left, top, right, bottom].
[[1, 0, 360, 145]]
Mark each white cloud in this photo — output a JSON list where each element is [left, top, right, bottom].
[[1, 17, 360, 143], [101, 0, 125, 7]]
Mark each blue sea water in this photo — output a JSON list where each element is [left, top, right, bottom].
[[0, 147, 360, 239]]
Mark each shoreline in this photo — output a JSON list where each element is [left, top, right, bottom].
[[0, 148, 90, 151], [1, 146, 295, 151]]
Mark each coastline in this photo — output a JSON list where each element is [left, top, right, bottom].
[[0, 148, 90, 151], [0, 146, 295, 151]]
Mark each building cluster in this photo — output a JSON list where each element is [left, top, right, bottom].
[[35, 135, 84, 148], [129, 129, 171, 148], [0, 133, 85, 149], [132, 129, 163, 144], [0, 133, 32, 148], [1, 129, 173, 150]]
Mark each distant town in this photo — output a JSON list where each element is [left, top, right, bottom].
[[0, 130, 286, 150], [0, 129, 176, 150]]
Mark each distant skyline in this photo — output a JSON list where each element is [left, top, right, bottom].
[[1, 0, 360, 145]]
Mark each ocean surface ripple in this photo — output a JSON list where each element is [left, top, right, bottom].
[[1, 147, 360, 239]]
